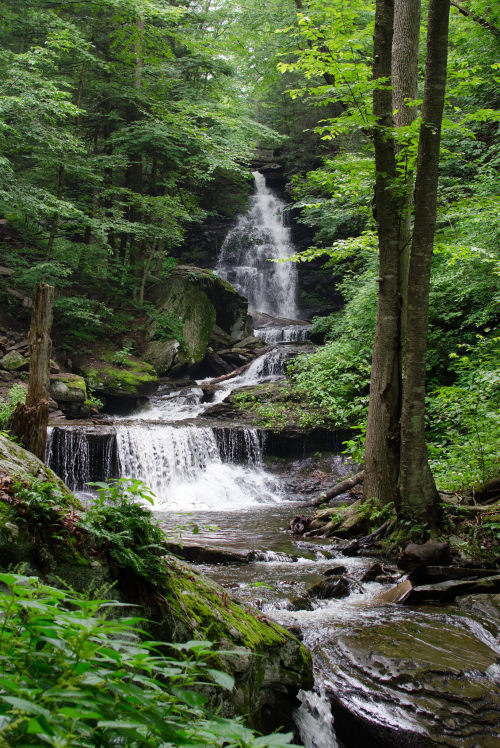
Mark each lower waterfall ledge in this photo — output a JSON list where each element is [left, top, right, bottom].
[[0, 433, 313, 734]]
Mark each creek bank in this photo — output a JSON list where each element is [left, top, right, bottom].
[[0, 433, 313, 733]]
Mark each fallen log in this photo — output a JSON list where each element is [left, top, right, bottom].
[[342, 518, 394, 556], [204, 360, 253, 386], [309, 471, 364, 507]]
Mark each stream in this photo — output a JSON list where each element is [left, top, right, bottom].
[[47, 173, 500, 748]]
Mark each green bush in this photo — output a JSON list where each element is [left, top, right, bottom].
[[0, 572, 298, 747], [0, 384, 26, 429], [80, 479, 167, 586]]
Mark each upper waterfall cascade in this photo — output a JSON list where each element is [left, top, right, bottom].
[[216, 171, 299, 319]]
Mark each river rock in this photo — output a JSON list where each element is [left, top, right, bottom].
[[143, 339, 179, 376], [307, 575, 350, 599], [162, 540, 255, 565], [318, 611, 500, 747], [0, 350, 28, 371], [398, 540, 451, 570]]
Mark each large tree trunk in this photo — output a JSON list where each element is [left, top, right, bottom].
[[398, 0, 450, 524], [9, 284, 54, 460], [392, 0, 421, 341], [363, 0, 402, 505]]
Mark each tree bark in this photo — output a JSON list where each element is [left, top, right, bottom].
[[8, 284, 54, 460], [363, 0, 402, 506], [398, 0, 450, 524], [392, 0, 421, 342]]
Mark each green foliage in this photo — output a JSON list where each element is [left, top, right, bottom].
[[8, 479, 72, 540], [80, 479, 167, 586], [427, 336, 500, 491], [147, 307, 188, 352], [287, 339, 371, 428], [112, 346, 134, 367], [0, 384, 26, 429], [0, 572, 299, 747]]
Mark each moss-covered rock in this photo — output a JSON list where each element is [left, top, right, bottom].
[[0, 434, 75, 502], [50, 374, 86, 404], [0, 434, 313, 733], [76, 346, 158, 399], [0, 350, 28, 371], [146, 266, 253, 373], [143, 339, 179, 375]]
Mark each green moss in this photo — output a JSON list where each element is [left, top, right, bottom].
[[163, 557, 291, 650], [81, 357, 158, 397]]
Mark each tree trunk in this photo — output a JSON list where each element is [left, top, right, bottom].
[[398, 0, 450, 524], [392, 0, 421, 342], [363, 0, 402, 505], [8, 284, 54, 460]]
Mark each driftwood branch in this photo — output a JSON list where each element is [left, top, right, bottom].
[[205, 360, 252, 386], [450, 2, 500, 36], [309, 470, 364, 507]]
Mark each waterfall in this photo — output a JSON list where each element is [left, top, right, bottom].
[[46, 427, 116, 491], [258, 325, 311, 345], [216, 172, 299, 319], [47, 424, 282, 511]]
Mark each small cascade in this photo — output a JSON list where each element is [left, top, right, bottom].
[[258, 325, 311, 345], [213, 427, 264, 465], [239, 348, 285, 382], [48, 424, 283, 512], [294, 690, 339, 748], [115, 424, 281, 511], [216, 172, 298, 319], [46, 427, 117, 491]]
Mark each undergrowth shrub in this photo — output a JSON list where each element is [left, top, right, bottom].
[[0, 573, 298, 747], [0, 384, 26, 429], [80, 479, 167, 586]]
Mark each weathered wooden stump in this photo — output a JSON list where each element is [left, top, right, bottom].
[[8, 283, 54, 459]]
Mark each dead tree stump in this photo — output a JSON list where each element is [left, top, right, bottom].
[[9, 283, 54, 459]]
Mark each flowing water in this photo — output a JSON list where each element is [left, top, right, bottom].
[[217, 171, 299, 319], [46, 172, 498, 748]]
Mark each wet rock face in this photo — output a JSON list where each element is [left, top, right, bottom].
[[319, 611, 500, 748]]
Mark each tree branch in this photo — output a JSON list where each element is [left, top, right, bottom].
[[450, 2, 500, 36]]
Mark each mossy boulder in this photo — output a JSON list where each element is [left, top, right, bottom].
[[143, 339, 180, 375], [49, 374, 92, 418], [0, 434, 75, 500], [0, 435, 313, 733], [0, 350, 28, 371], [146, 266, 253, 372], [76, 347, 158, 400]]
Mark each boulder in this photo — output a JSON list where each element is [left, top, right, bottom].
[[307, 575, 350, 599], [0, 350, 28, 371], [50, 374, 91, 419], [76, 347, 158, 401], [147, 267, 253, 371], [50, 374, 86, 404], [398, 540, 451, 570], [143, 339, 179, 376], [318, 611, 500, 748]]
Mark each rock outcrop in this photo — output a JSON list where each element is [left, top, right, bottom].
[[145, 266, 254, 375], [318, 609, 500, 748], [74, 346, 158, 411], [0, 433, 313, 733]]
